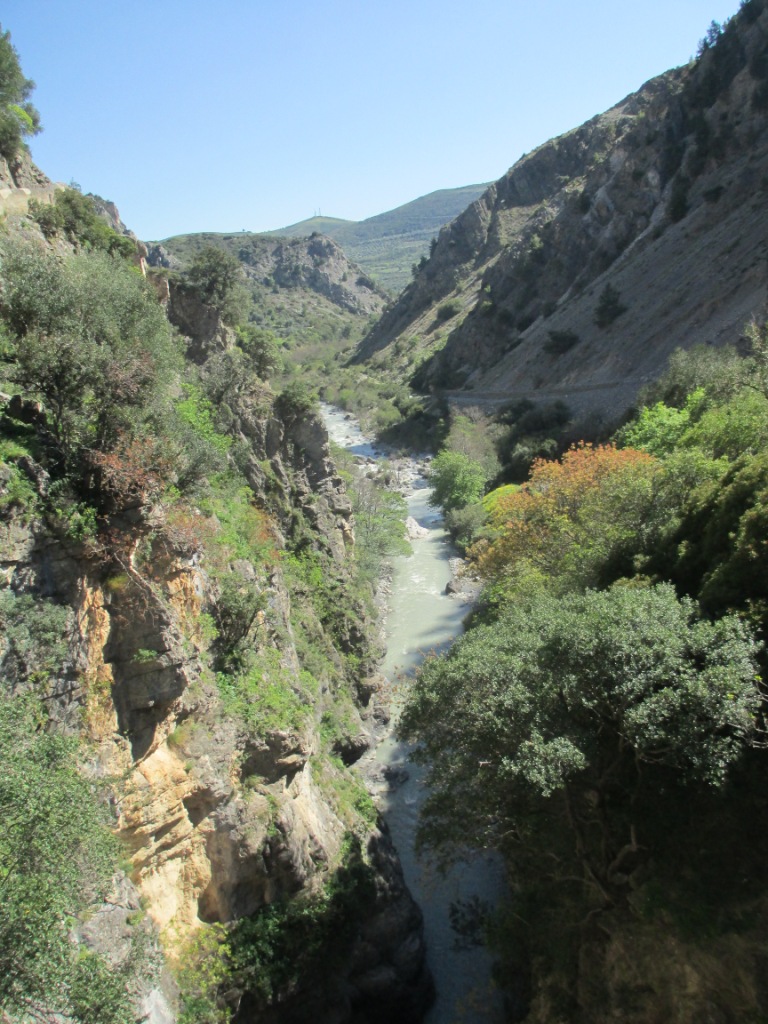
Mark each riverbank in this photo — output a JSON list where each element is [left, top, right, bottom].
[[321, 404, 505, 1024]]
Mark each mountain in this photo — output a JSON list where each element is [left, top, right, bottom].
[[150, 230, 389, 355], [353, 4, 768, 428], [268, 183, 492, 293]]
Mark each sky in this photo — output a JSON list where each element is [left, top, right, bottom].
[[3, 1, 740, 241]]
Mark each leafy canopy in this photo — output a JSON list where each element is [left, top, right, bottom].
[[476, 443, 661, 598], [0, 26, 41, 159], [0, 693, 133, 1022], [427, 449, 486, 513], [399, 583, 762, 865], [0, 239, 180, 482]]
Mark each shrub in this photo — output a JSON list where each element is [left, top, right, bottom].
[[436, 300, 461, 322], [594, 283, 627, 328], [543, 329, 580, 356]]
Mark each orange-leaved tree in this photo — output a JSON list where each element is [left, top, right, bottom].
[[474, 444, 661, 598]]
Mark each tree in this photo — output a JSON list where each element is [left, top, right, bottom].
[[594, 283, 627, 328], [398, 583, 761, 890], [186, 245, 249, 325], [236, 324, 281, 379], [476, 444, 661, 598], [0, 27, 41, 160], [0, 693, 133, 1022], [351, 473, 411, 581], [427, 449, 486, 514], [615, 389, 705, 457], [0, 240, 179, 478]]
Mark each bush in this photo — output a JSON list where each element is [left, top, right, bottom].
[[594, 283, 627, 328], [399, 582, 761, 870], [29, 188, 136, 257], [543, 329, 580, 356], [436, 300, 461, 322]]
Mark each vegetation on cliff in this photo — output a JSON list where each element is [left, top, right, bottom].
[[0, 173, 418, 1020]]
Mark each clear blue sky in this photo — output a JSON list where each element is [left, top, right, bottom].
[[4, 1, 738, 241]]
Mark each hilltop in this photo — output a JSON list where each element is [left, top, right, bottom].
[[268, 183, 491, 292]]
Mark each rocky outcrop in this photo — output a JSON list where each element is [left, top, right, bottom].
[[167, 279, 237, 363], [354, 2, 768, 424], [0, 146, 50, 190], [151, 231, 390, 320], [1, 354, 428, 1021]]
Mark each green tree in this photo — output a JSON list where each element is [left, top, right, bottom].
[[427, 449, 486, 514], [0, 27, 41, 160], [0, 240, 179, 478], [186, 245, 249, 325], [594, 283, 627, 328], [616, 389, 705, 457], [29, 187, 136, 258], [351, 474, 411, 582], [236, 324, 281, 379], [399, 583, 761, 887], [0, 694, 132, 1022]]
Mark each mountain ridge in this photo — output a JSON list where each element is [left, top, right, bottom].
[[352, 5, 768, 427], [266, 183, 492, 291]]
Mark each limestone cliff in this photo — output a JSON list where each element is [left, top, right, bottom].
[[0, 207, 430, 1022], [354, 1, 768, 425]]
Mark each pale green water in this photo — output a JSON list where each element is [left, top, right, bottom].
[[322, 407, 506, 1024]]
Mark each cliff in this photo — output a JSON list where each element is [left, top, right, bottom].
[[354, 1, 768, 426], [0, 192, 430, 1022]]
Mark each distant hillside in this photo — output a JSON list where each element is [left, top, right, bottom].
[[151, 231, 388, 361], [352, 4, 768, 428], [269, 184, 491, 292]]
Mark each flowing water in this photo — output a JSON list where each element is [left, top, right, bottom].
[[322, 406, 505, 1023]]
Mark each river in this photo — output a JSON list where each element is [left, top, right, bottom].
[[322, 406, 506, 1024]]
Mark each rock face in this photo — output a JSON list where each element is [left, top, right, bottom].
[[0, 289, 429, 1020], [150, 231, 390, 319], [354, 3, 768, 424]]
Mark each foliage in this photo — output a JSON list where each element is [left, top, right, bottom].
[[639, 343, 745, 408], [235, 324, 281, 379], [0, 26, 41, 159], [0, 693, 133, 1022], [276, 379, 318, 419], [445, 500, 487, 552], [185, 245, 248, 325], [174, 836, 376, 1019], [350, 471, 411, 581], [398, 583, 761, 874], [0, 590, 70, 688], [615, 389, 705, 456], [228, 835, 376, 1004], [428, 449, 487, 514], [0, 240, 180, 481], [476, 444, 661, 599], [657, 450, 768, 627], [495, 399, 571, 482], [216, 647, 309, 735], [543, 329, 580, 356], [29, 188, 136, 258], [210, 572, 267, 665], [436, 300, 461, 322], [678, 390, 768, 461], [593, 283, 627, 328]]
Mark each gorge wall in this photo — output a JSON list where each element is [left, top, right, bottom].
[[0, 185, 431, 1022], [354, 2, 768, 425]]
